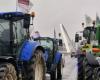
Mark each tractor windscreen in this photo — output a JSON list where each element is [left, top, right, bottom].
[[0, 19, 27, 55], [83, 27, 97, 44], [34, 38, 53, 51], [0, 20, 10, 54], [13, 20, 27, 44]]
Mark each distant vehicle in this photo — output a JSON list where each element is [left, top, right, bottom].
[[76, 23, 100, 80]]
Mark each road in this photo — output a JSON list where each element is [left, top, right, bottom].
[[46, 54, 78, 80]]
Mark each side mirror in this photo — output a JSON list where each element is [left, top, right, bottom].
[[23, 14, 30, 28], [59, 39, 63, 46], [75, 34, 79, 42]]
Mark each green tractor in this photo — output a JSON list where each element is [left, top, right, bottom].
[[76, 23, 100, 80], [0, 12, 46, 80]]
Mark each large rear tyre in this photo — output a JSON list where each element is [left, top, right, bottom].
[[94, 67, 100, 80], [0, 63, 17, 80], [77, 54, 85, 80], [83, 58, 94, 80], [96, 68, 100, 80], [28, 49, 46, 80]]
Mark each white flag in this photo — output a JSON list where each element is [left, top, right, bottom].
[[85, 14, 92, 26], [96, 13, 100, 25], [17, 0, 33, 13]]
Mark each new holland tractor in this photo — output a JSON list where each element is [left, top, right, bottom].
[[34, 37, 62, 80], [76, 22, 100, 80], [0, 12, 46, 80]]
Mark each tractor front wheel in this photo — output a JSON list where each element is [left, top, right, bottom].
[[28, 49, 46, 80], [50, 58, 62, 80]]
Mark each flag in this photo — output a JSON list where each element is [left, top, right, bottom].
[[17, 0, 33, 13], [96, 13, 100, 25], [18, 0, 29, 5], [29, 1, 34, 10], [85, 14, 92, 26], [54, 28, 56, 39]]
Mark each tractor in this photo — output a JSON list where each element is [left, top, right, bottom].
[[76, 22, 100, 80], [0, 12, 46, 80], [34, 37, 62, 80]]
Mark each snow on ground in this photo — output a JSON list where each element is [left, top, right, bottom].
[[62, 55, 77, 80]]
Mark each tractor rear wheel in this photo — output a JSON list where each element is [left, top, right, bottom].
[[28, 49, 46, 80], [83, 58, 94, 80], [94, 67, 100, 80], [96, 68, 100, 80], [77, 54, 85, 80], [0, 63, 17, 80]]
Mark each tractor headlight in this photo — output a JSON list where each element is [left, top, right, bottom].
[[3, 14, 12, 19]]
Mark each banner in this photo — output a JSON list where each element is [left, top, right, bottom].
[[17, 0, 33, 13], [18, 0, 29, 5]]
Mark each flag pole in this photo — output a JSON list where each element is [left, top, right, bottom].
[[54, 27, 56, 39], [16, 0, 18, 12]]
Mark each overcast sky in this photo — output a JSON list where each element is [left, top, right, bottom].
[[0, 0, 100, 39]]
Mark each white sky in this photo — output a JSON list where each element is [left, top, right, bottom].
[[0, 0, 100, 39]]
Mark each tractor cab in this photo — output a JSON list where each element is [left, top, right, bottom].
[[83, 26, 97, 44], [34, 37, 58, 71], [0, 12, 34, 56], [34, 37, 56, 53], [83, 25, 100, 54]]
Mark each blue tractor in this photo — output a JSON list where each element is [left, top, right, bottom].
[[34, 37, 62, 80], [0, 12, 46, 80]]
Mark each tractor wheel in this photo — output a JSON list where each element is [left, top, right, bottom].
[[28, 49, 46, 80], [77, 54, 85, 80], [83, 58, 94, 80], [0, 63, 17, 80], [50, 59, 62, 80], [50, 70, 56, 80], [96, 68, 100, 80], [94, 67, 100, 80], [57, 58, 62, 80]]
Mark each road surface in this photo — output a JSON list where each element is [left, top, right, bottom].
[[46, 54, 78, 80]]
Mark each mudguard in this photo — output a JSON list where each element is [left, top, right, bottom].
[[44, 50, 49, 62], [19, 40, 42, 61], [53, 51, 62, 64], [86, 52, 99, 66]]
